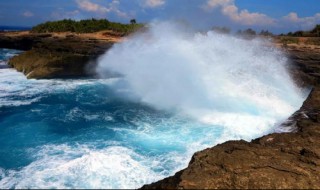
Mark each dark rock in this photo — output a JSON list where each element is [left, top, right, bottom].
[[0, 31, 116, 79]]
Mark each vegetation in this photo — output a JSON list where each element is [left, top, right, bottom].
[[31, 19, 144, 34], [212, 26, 230, 34], [285, 25, 320, 37], [259, 30, 273, 36], [305, 37, 320, 46], [278, 37, 300, 45], [236, 28, 257, 37]]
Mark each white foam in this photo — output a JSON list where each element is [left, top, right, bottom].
[[0, 24, 307, 189], [97, 21, 305, 132], [0, 168, 5, 180], [0, 68, 119, 107], [0, 144, 167, 189]]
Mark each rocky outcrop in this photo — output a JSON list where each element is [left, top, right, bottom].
[[0, 31, 119, 79], [0, 31, 39, 50], [142, 44, 320, 189], [285, 45, 320, 88]]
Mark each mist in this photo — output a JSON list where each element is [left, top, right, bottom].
[[96, 21, 304, 133]]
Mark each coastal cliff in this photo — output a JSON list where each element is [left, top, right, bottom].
[[141, 44, 320, 189], [0, 31, 120, 78]]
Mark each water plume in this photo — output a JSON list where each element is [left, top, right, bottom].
[[97, 21, 304, 133]]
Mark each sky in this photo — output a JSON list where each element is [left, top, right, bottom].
[[0, 0, 319, 33]]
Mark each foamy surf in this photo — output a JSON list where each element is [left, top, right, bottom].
[[0, 22, 306, 189]]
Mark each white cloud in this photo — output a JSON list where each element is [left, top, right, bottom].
[[22, 11, 34, 17], [283, 12, 320, 29], [143, 0, 165, 8], [204, 0, 232, 9], [51, 10, 80, 20], [76, 0, 110, 13], [76, 0, 128, 18], [202, 0, 275, 26]]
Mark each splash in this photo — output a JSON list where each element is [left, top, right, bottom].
[[0, 41, 306, 189], [97, 21, 304, 133]]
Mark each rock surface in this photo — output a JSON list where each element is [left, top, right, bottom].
[[0, 31, 121, 78], [142, 43, 320, 189]]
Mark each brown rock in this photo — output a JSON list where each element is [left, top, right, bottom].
[[0, 31, 118, 79]]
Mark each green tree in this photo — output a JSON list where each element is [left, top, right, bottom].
[[243, 28, 256, 36], [130, 19, 136, 25]]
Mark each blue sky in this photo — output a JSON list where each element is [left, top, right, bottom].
[[0, 0, 319, 33]]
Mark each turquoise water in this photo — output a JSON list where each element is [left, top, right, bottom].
[[0, 49, 225, 188], [0, 46, 304, 188]]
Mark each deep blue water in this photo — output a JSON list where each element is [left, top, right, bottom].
[[0, 26, 31, 32], [0, 47, 304, 189]]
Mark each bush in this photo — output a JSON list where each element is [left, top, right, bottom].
[[279, 37, 299, 44], [31, 19, 144, 34], [286, 25, 320, 37]]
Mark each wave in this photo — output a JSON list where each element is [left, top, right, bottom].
[[0, 144, 164, 189], [97, 21, 305, 130], [0, 22, 307, 189], [0, 68, 119, 107]]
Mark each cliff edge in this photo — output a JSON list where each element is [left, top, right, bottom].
[[0, 31, 121, 78]]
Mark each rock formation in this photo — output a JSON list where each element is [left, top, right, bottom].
[[0, 31, 120, 78]]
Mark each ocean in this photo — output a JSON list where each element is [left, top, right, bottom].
[[0, 23, 306, 189], [0, 26, 31, 32]]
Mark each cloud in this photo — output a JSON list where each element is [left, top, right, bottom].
[[51, 10, 80, 20], [143, 0, 165, 8], [22, 11, 34, 17], [76, 0, 128, 18], [204, 0, 232, 9], [76, 0, 110, 13], [283, 12, 320, 29], [202, 0, 275, 26]]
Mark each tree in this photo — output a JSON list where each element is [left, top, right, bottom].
[[243, 28, 256, 36], [259, 30, 273, 36], [212, 26, 230, 34], [293, 31, 303, 37], [311, 24, 320, 37], [130, 19, 136, 25]]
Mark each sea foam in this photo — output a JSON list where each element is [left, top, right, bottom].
[[97, 21, 304, 133], [0, 22, 306, 189]]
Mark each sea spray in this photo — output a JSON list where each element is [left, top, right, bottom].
[[97, 21, 304, 135], [0, 25, 306, 189]]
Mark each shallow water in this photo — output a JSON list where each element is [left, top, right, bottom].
[[0, 37, 305, 189]]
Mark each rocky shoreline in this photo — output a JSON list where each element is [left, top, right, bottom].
[[142, 45, 320, 189], [0, 31, 120, 78], [1, 31, 320, 189]]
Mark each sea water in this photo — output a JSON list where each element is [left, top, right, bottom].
[[0, 23, 305, 189]]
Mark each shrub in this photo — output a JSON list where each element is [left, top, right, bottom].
[[31, 19, 144, 34]]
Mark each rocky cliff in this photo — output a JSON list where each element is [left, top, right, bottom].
[[0, 31, 120, 78], [142, 44, 320, 189]]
